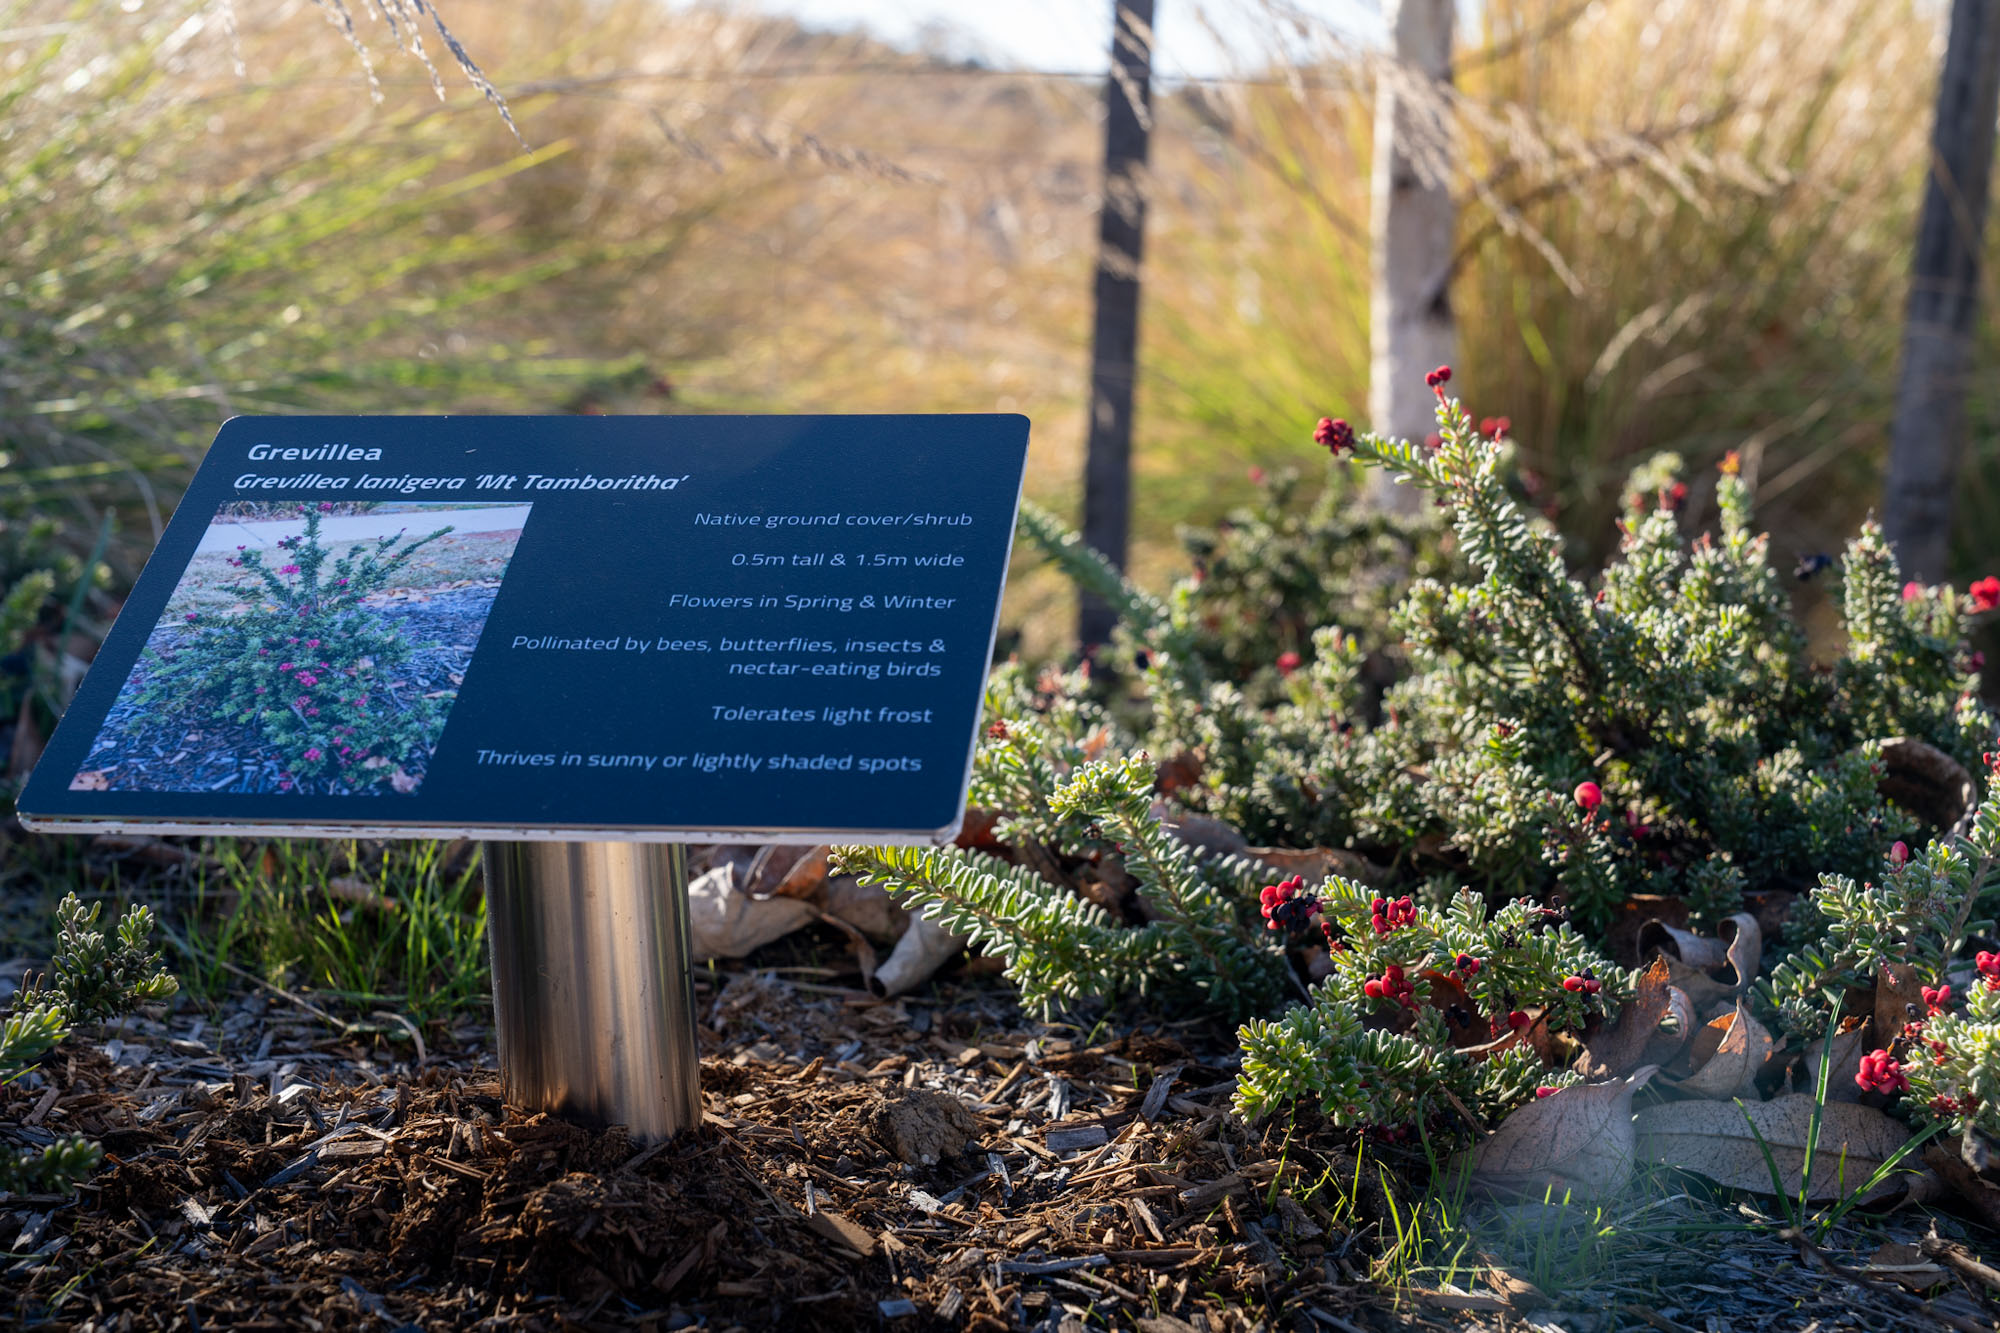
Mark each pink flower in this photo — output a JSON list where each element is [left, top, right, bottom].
[[1574, 781, 1602, 813], [303, 748, 322, 762], [1248, 466, 1265, 483], [1903, 582, 1926, 602], [1276, 650, 1302, 676], [280, 564, 300, 575], [184, 612, 197, 622], [1856, 1050, 1908, 1096], [278, 662, 293, 671], [306, 639, 320, 648], [1973, 576, 2000, 613], [319, 502, 334, 512], [1534, 1086, 1557, 1099], [1890, 841, 1910, 866]]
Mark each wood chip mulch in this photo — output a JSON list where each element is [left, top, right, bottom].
[[5, 970, 2000, 1331]]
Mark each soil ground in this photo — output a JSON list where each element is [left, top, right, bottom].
[[5, 929, 1999, 1331]]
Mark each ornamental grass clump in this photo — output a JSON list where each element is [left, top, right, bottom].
[[132, 505, 452, 792]]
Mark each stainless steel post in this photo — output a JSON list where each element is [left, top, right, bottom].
[[482, 841, 701, 1141]]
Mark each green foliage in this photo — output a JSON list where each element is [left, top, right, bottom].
[[128, 506, 451, 792], [0, 998, 101, 1192], [1235, 891, 1625, 1128], [1031, 392, 1994, 935], [1171, 465, 1457, 704], [0, 1135, 104, 1198], [0, 1006, 67, 1079], [17, 894, 178, 1028], [832, 673, 1288, 1022], [177, 839, 488, 1022], [944, 375, 2000, 1134], [2, 893, 176, 1197]]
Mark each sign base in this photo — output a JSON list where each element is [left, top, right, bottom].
[[483, 841, 702, 1142]]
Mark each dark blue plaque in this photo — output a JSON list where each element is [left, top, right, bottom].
[[19, 414, 1029, 842]]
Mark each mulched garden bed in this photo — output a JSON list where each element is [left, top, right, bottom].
[[72, 585, 499, 797], [6, 961, 1999, 1331]]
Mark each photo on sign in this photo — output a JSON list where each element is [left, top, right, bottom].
[[72, 500, 532, 797]]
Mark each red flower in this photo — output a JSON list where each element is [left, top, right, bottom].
[[1922, 984, 1952, 1014], [1276, 650, 1302, 676], [1315, 417, 1356, 454], [1364, 963, 1415, 1007], [1507, 1010, 1531, 1031], [1370, 896, 1418, 935], [1972, 576, 2000, 613], [1562, 972, 1603, 995], [986, 721, 1009, 740], [1574, 781, 1603, 813], [1425, 365, 1453, 392], [1260, 875, 1320, 933], [1903, 581, 1926, 602], [1534, 1086, 1557, 1099], [1890, 841, 1910, 867], [1855, 1049, 1908, 1096], [1977, 951, 2000, 991], [1454, 952, 1482, 976]]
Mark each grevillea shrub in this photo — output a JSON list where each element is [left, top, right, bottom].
[[1148, 465, 1456, 709], [1028, 386, 1997, 932], [131, 505, 452, 792], [843, 370, 2000, 1137]]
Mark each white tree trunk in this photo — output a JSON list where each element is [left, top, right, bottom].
[[1369, 0, 1457, 513]]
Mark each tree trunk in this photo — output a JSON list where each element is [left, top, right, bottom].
[[1078, 0, 1155, 651], [1368, 0, 1457, 514], [1884, 0, 2000, 584]]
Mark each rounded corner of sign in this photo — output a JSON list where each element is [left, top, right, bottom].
[[12, 810, 58, 834], [927, 813, 966, 845]]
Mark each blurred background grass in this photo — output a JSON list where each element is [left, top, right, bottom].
[[1, 0, 1993, 675]]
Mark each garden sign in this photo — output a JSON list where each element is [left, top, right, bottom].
[[18, 414, 1031, 1139], [19, 413, 1028, 842]]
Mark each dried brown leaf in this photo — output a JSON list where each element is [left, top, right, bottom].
[[1634, 1096, 1916, 1202], [1470, 1067, 1657, 1199], [1636, 919, 1727, 970], [1799, 1018, 1872, 1104], [1578, 958, 1673, 1078], [1639, 986, 1695, 1068], [1675, 1002, 1774, 1099], [1423, 970, 1491, 1049]]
